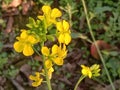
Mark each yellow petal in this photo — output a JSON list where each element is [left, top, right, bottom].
[[35, 72, 40, 78], [29, 75, 37, 80], [63, 20, 69, 31], [14, 42, 24, 52], [20, 30, 28, 39], [81, 65, 92, 78], [58, 49, 67, 58], [81, 69, 88, 76], [51, 8, 62, 18], [32, 82, 39, 87], [23, 44, 34, 56], [64, 33, 71, 45], [56, 21, 63, 32], [41, 46, 50, 56], [81, 65, 86, 68], [48, 67, 54, 79], [45, 60, 52, 69], [28, 35, 38, 44], [53, 57, 63, 65], [32, 78, 43, 87], [58, 34, 64, 44], [42, 5, 51, 14], [48, 67, 54, 73], [37, 15, 44, 20], [88, 72, 92, 78], [52, 44, 58, 55]]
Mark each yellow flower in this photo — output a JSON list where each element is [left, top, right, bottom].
[[81, 65, 92, 78], [14, 30, 39, 56], [38, 5, 62, 28], [29, 72, 43, 87], [56, 20, 71, 45], [45, 59, 53, 69], [48, 67, 54, 79], [52, 44, 67, 65], [41, 44, 67, 68], [90, 64, 101, 77], [81, 64, 101, 78], [42, 67, 54, 79]]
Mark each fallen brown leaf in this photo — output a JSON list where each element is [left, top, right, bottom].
[[90, 40, 111, 59], [9, 0, 22, 7]]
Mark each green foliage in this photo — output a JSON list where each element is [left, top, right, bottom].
[[0, 53, 8, 70], [28, 60, 40, 70], [34, 0, 53, 5], [100, 51, 120, 82], [0, 42, 3, 52], [84, 0, 120, 45], [4, 65, 19, 78], [0, 19, 6, 28], [26, 17, 47, 43], [59, 0, 78, 27]]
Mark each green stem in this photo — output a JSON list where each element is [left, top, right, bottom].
[[81, 0, 115, 90], [33, 47, 52, 90], [67, 3, 72, 27], [74, 75, 86, 90], [42, 55, 52, 90]]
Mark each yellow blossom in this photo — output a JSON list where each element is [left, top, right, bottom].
[[45, 60, 53, 69], [48, 67, 54, 79], [52, 44, 67, 65], [42, 67, 54, 79], [29, 72, 43, 87], [38, 5, 62, 28], [81, 65, 92, 78], [14, 30, 39, 56], [56, 20, 71, 45], [41, 44, 67, 68], [81, 64, 100, 78]]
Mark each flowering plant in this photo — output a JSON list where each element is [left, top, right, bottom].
[[14, 5, 71, 89], [14, 4, 101, 90]]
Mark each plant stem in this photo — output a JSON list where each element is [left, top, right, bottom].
[[34, 47, 52, 90], [42, 55, 52, 90], [81, 0, 115, 90], [74, 75, 86, 90], [67, 3, 72, 27]]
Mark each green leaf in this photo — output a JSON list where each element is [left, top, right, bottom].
[[109, 51, 119, 56], [94, 6, 112, 14], [71, 32, 87, 39], [47, 35, 55, 41]]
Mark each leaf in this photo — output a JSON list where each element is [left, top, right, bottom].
[[90, 40, 111, 59], [94, 6, 112, 14], [71, 32, 92, 43], [47, 35, 55, 41], [109, 51, 119, 56]]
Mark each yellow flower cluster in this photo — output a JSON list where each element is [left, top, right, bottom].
[[38, 5, 71, 45], [14, 30, 39, 56], [29, 72, 43, 87], [29, 67, 54, 87], [14, 5, 71, 87], [41, 44, 67, 69], [14, 5, 71, 56], [81, 64, 100, 78], [38, 5, 62, 28]]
